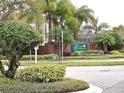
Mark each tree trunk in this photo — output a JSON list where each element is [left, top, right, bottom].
[[48, 13, 53, 30], [95, 27, 98, 34], [0, 61, 6, 75], [64, 45, 67, 52], [5, 56, 19, 79], [73, 32, 77, 41], [48, 14, 53, 42], [104, 44, 108, 52]]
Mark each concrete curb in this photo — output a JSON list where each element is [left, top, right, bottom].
[[71, 84, 103, 93]]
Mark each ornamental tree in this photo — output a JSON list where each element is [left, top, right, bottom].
[[94, 33, 115, 51], [0, 20, 42, 79]]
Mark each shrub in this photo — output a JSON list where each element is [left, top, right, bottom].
[[0, 20, 42, 79], [110, 50, 121, 55], [72, 51, 81, 56], [0, 76, 89, 93], [17, 64, 65, 83], [72, 50, 104, 56], [22, 54, 58, 60], [1, 54, 59, 60], [86, 50, 104, 56]]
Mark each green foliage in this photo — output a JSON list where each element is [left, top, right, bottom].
[[110, 50, 121, 55], [49, 27, 75, 45], [57, 0, 76, 18], [63, 62, 124, 66], [113, 25, 124, 40], [72, 51, 81, 56], [21, 54, 58, 60], [109, 32, 124, 50], [73, 50, 104, 56], [0, 0, 45, 22], [63, 30, 75, 45], [66, 17, 80, 33], [95, 32, 124, 51], [0, 76, 89, 93], [98, 22, 110, 31], [94, 33, 116, 51], [17, 64, 65, 83], [76, 5, 95, 24], [0, 20, 42, 78], [44, 0, 57, 12], [0, 20, 42, 58]]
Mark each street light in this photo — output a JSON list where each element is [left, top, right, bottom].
[[61, 20, 65, 63], [57, 17, 64, 62]]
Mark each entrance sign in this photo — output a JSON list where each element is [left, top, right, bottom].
[[71, 44, 88, 52]]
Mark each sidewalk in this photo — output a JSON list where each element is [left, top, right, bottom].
[[103, 80, 124, 93]]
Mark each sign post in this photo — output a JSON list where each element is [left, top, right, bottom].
[[34, 46, 39, 63]]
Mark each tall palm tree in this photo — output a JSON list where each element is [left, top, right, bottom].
[[76, 5, 96, 25], [92, 17, 99, 34], [44, 0, 57, 30]]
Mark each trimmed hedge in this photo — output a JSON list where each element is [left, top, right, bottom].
[[17, 64, 65, 83], [0, 76, 89, 93], [22, 54, 59, 60], [1, 54, 58, 60], [72, 50, 104, 56], [110, 50, 121, 55]]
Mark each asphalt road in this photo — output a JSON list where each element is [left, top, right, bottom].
[[66, 66, 124, 91]]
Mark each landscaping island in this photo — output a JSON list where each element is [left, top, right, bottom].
[[0, 64, 89, 93], [0, 76, 89, 93]]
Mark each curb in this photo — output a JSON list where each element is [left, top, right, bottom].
[[71, 84, 103, 93]]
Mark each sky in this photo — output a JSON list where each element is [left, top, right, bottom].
[[71, 0, 124, 27]]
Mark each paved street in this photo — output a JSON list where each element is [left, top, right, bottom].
[[66, 66, 124, 92]]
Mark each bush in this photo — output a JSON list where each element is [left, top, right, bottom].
[[73, 51, 81, 56], [17, 64, 65, 83], [23, 54, 58, 60], [0, 20, 42, 79], [1, 54, 58, 60], [72, 50, 104, 56], [0, 76, 89, 93], [110, 50, 121, 55]]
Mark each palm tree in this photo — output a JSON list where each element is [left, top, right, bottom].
[[92, 17, 99, 34], [19, 0, 45, 32], [44, 0, 57, 30], [94, 33, 115, 51], [76, 5, 96, 25], [66, 16, 80, 40]]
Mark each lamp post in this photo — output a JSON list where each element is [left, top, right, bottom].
[[57, 17, 64, 62], [61, 21, 65, 63], [57, 17, 61, 60]]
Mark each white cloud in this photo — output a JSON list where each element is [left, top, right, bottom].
[[71, 0, 124, 27]]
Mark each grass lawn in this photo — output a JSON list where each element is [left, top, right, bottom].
[[0, 76, 89, 93], [18, 61, 124, 66], [2, 54, 124, 67], [64, 55, 124, 60], [60, 62, 124, 66]]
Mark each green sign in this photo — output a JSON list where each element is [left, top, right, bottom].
[[71, 44, 88, 52]]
